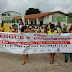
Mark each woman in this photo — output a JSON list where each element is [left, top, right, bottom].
[[18, 19, 24, 33], [56, 22, 62, 33], [21, 26, 29, 65]]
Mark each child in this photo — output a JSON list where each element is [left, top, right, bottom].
[[21, 26, 29, 65], [11, 25, 16, 33], [9, 26, 12, 32]]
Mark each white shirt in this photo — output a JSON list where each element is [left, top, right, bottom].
[[18, 24, 23, 33], [57, 27, 61, 33]]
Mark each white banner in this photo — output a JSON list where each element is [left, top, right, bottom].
[[0, 32, 72, 54]]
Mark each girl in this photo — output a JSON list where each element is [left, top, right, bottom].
[[21, 26, 29, 65]]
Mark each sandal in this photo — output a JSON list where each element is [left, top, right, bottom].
[[52, 59, 55, 62], [21, 62, 26, 65], [50, 62, 53, 64]]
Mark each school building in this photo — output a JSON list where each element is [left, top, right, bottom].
[[0, 11, 72, 32]]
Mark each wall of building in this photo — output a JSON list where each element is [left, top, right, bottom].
[[52, 13, 67, 25], [43, 15, 49, 24], [25, 17, 44, 25], [43, 13, 68, 27]]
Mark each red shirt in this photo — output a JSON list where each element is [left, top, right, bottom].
[[70, 25, 72, 29]]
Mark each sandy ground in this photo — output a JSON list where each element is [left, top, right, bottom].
[[0, 52, 72, 72]]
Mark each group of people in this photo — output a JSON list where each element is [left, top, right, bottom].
[[0, 19, 72, 64]]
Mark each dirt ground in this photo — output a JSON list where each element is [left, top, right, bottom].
[[0, 52, 72, 72]]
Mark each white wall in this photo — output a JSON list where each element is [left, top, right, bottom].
[[28, 18, 41, 24], [52, 13, 67, 25], [52, 13, 65, 16], [43, 15, 49, 24], [43, 13, 68, 27]]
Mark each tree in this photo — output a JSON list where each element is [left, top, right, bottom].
[[25, 8, 41, 15]]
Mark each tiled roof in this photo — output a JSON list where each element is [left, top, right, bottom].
[[13, 16, 21, 20], [12, 11, 68, 20], [24, 11, 68, 19]]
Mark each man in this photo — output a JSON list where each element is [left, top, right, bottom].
[[0, 23, 5, 32], [65, 29, 72, 63], [47, 24, 57, 64]]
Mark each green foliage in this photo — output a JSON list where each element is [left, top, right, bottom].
[[25, 8, 41, 15]]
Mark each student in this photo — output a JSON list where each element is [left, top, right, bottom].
[[41, 27, 44, 33], [48, 22, 52, 31], [0, 23, 5, 32], [35, 26, 39, 33], [18, 19, 24, 33], [47, 24, 57, 34], [17, 19, 28, 65], [47, 24, 57, 64], [21, 26, 29, 65], [56, 22, 62, 33], [26, 26, 31, 33], [11, 25, 16, 33], [9, 26, 12, 32], [65, 29, 72, 63], [62, 24, 67, 33]]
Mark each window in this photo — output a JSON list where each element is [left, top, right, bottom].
[[31, 21, 33, 25], [35, 21, 36, 25], [12, 20, 15, 23], [40, 21, 43, 26], [52, 16, 66, 22], [67, 17, 72, 23]]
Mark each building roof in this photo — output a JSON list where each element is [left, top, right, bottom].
[[2, 11, 22, 16], [13, 16, 21, 20], [24, 11, 68, 19], [12, 11, 68, 20]]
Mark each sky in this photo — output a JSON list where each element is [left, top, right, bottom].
[[0, 0, 72, 15]]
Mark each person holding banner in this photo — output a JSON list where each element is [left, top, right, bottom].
[[47, 24, 57, 64], [18, 19, 26, 65], [65, 29, 72, 63], [18, 19, 29, 65], [21, 26, 29, 65], [0, 23, 5, 32]]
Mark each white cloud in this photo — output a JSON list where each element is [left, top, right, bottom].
[[0, 0, 72, 14]]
